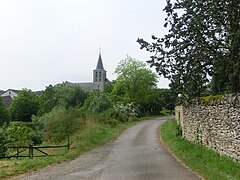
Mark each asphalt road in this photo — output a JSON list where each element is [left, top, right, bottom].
[[10, 117, 201, 180]]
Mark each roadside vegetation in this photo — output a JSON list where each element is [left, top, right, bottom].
[[161, 119, 240, 180], [138, 0, 240, 98], [0, 117, 147, 178], [0, 56, 176, 179]]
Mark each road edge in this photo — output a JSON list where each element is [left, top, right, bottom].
[[158, 119, 204, 180]]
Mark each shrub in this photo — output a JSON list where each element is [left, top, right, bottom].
[[89, 93, 112, 113], [98, 110, 119, 127], [112, 102, 138, 122], [29, 131, 43, 145], [43, 107, 83, 143], [0, 125, 10, 157], [7, 122, 33, 146]]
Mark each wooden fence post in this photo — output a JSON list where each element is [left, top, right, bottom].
[[67, 137, 70, 151], [17, 148, 19, 159], [29, 145, 33, 159]]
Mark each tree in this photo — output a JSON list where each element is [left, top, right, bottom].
[[38, 85, 58, 115], [111, 56, 158, 114], [38, 84, 88, 115], [140, 89, 164, 115], [0, 98, 8, 126], [137, 0, 240, 97], [89, 93, 112, 114], [8, 89, 40, 122], [81, 92, 112, 114], [157, 88, 177, 111]]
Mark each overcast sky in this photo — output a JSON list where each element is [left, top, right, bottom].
[[0, 0, 170, 91]]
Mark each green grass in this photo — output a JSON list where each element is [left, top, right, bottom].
[[159, 108, 173, 116], [0, 117, 152, 179], [161, 119, 240, 180]]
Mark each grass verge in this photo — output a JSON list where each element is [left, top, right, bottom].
[[0, 116, 151, 179], [161, 119, 240, 180]]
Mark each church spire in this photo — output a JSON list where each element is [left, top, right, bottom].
[[96, 47, 104, 70]]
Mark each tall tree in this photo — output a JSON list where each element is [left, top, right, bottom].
[[111, 56, 158, 113], [8, 89, 40, 122], [137, 0, 240, 97]]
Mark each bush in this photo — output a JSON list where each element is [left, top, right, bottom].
[[0, 125, 10, 157], [112, 102, 138, 122], [42, 107, 83, 143], [98, 110, 119, 127], [88, 93, 112, 113], [29, 132, 43, 145], [7, 122, 33, 146]]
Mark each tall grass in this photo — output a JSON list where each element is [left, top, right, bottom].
[[161, 119, 240, 180]]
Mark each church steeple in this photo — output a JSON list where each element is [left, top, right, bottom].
[[96, 53, 104, 70], [93, 47, 107, 91]]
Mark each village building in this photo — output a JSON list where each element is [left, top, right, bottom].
[[0, 51, 108, 108], [0, 89, 21, 108], [66, 51, 109, 91]]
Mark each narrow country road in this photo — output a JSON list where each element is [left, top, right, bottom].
[[10, 117, 201, 180]]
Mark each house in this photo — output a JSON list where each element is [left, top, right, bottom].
[[0, 89, 21, 108], [66, 50, 109, 91]]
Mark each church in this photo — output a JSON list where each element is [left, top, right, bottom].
[[66, 51, 109, 91]]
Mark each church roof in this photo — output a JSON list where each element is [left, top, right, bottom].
[[96, 54, 104, 70]]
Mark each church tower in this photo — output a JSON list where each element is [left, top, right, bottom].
[[93, 48, 107, 91]]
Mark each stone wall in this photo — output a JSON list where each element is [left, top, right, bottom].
[[175, 95, 240, 161]]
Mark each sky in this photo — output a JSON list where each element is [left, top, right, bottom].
[[0, 0, 170, 91]]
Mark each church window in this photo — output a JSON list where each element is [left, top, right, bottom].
[[95, 72, 98, 81]]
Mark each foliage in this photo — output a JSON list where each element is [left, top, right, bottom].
[[111, 56, 159, 114], [8, 89, 40, 122], [38, 84, 88, 115], [158, 88, 177, 110], [175, 123, 182, 136], [0, 98, 8, 126], [0, 119, 140, 179], [138, 0, 240, 97], [103, 80, 115, 94], [0, 125, 10, 157], [37, 107, 83, 143], [7, 122, 33, 146], [111, 102, 138, 122], [138, 89, 162, 115], [161, 119, 240, 179], [159, 108, 172, 116], [195, 95, 223, 105], [38, 85, 58, 115], [88, 93, 112, 113]]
